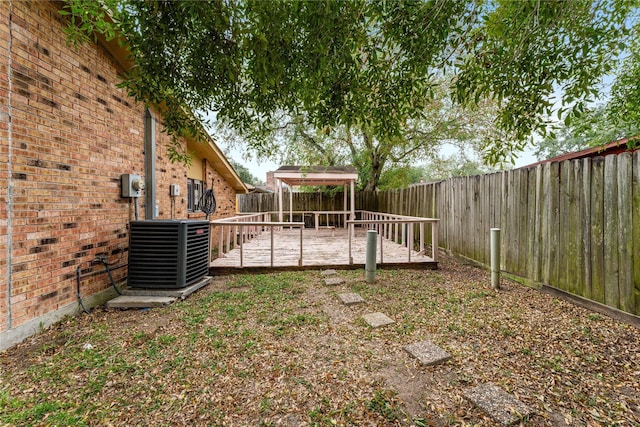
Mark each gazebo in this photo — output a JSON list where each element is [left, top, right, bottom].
[[272, 166, 359, 226], [212, 164, 439, 270]]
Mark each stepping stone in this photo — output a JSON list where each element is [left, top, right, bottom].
[[321, 269, 338, 276], [338, 292, 365, 306], [324, 277, 344, 286], [362, 312, 394, 328], [464, 383, 533, 426], [404, 340, 452, 366]]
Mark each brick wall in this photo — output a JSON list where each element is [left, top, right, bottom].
[[1, 1, 239, 340], [0, 4, 10, 333], [200, 159, 239, 248]]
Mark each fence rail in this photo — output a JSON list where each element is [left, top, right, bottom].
[[238, 151, 640, 316]]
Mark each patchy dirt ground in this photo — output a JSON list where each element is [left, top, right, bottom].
[[1, 255, 639, 426]]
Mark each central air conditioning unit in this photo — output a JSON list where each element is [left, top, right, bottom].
[[128, 220, 210, 289]]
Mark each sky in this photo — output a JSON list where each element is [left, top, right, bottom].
[[224, 143, 540, 184]]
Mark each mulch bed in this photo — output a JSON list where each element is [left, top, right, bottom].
[[1, 255, 639, 426]]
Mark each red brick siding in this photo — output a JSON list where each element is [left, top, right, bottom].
[[1, 1, 237, 334], [0, 3, 10, 331], [196, 160, 239, 249]]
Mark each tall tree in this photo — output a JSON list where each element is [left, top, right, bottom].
[[228, 160, 264, 186], [606, 22, 640, 141], [534, 105, 640, 160], [61, 0, 639, 166], [220, 80, 508, 191]]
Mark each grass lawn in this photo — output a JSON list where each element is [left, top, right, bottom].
[[1, 255, 639, 426]]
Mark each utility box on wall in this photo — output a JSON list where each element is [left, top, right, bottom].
[[121, 174, 144, 197]]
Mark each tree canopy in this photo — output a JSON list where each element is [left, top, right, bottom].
[[62, 0, 640, 172], [228, 160, 264, 186], [534, 104, 640, 160], [219, 77, 506, 190]]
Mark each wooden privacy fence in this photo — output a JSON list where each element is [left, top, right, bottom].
[[373, 152, 640, 317], [238, 151, 640, 317]]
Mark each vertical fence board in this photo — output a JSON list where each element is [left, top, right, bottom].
[[495, 172, 502, 230], [460, 178, 466, 255], [617, 153, 633, 313], [507, 170, 518, 273], [512, 169, 521, 274], [559, 161, 572, 291], [603, 155, 620, 308], [464, 177, 470, 256], [633, 151, 640, 315], [448, 181, 454, 252], [450, 180, 457, 253], [468, 177, 475, 260], [502, 172, 511, 272], [438, 182, 445, 248], [453, 179, 460, 253], [480, 175, 489, 264], [466, 177, 473, 260], [496, 172, 504, 256], [574, 160, 585, 297], [533, 165, 543, 283], [432, 183, 438, 244], [590, 157, 605, 304], [424, 184, 432, 243], [443, 180, 450, 250], [549, 162, 561, 287], [475, 177, 481, 262], [581, 158, 592, 300], [541, 163, 551, 285], [453, 178, 466, 254], [526, 167, 537, 280], [477, 175, 488, 263], [493, 173, 502, 270], [464, 177, 469, 257], [500, 172, 508, 271], [518, 168, 529, 276]]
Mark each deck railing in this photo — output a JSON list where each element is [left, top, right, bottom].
[[348, 211, 439, 263], [210, 213, 304, 267], [210, 210, 439, 267]]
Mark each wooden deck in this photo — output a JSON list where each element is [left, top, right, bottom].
[[209, 227, 438, 273]]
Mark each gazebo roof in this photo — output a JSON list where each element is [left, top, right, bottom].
[[273, 166, 358, 186]]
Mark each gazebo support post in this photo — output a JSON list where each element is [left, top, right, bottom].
[[278, 178, 283, 223], [343, 183, 347, 228]]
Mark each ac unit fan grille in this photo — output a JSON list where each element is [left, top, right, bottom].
[[128, 220, 210, 289]]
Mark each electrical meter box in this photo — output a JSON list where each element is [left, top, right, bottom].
[[170, 183, 180, 196], [121, 174, 144, 198]]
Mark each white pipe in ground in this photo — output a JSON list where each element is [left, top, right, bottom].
[[365, 229, 377, 283], [490, 228, 501, 290]]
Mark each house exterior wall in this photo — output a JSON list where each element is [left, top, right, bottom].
[[1, 2, 10, 341], [0, 1, 238, 350]]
